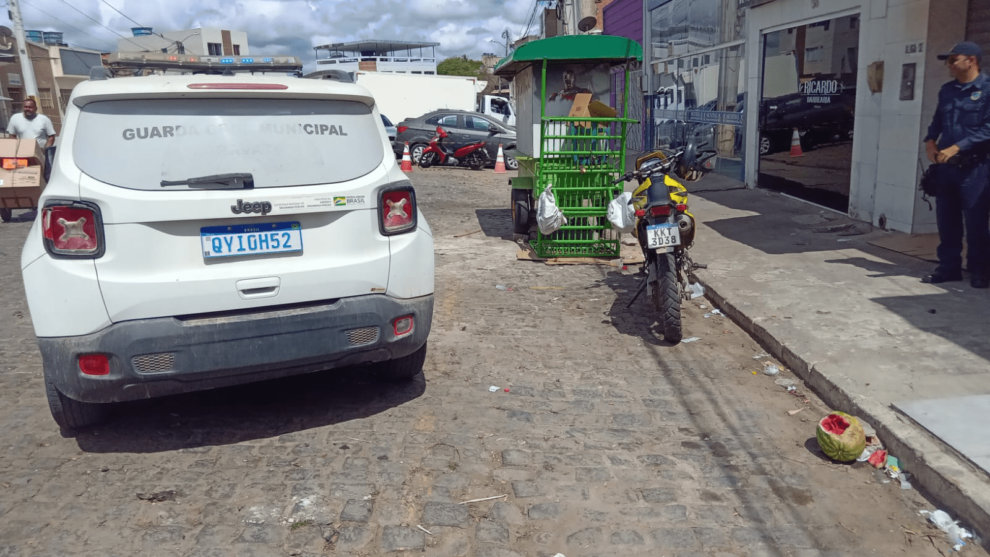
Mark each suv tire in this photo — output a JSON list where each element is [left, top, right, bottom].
[[45, 369, 110, 429], [0, 208, 11, 222], [373, 342, 427, 382]]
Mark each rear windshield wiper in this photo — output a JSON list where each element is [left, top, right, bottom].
[[161, 173, 254, 189]]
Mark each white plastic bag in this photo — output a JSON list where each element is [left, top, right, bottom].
[[537, 188, 567, 235], [607, 192, 636, 234]]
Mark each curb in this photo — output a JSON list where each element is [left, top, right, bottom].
[[691, 270, 990, 545]]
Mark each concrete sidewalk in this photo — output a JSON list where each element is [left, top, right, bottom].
[[686, 174, 990, 541]]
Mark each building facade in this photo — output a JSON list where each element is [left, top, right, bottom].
[[313, 41, 439, 75], [0, 42, 103, 133], [628, 0, 990, 234], [117, 28, 250, 56]]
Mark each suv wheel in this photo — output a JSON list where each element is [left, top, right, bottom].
[[0, 208, 11, 222], [759, 135, 772, 155], [45, 369, 110, 430], [410, 143, 427, 164], [505, 155, 519, 171], [373, 342, 427, 382]]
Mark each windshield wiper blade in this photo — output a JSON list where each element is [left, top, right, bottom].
[[161, 173, 254, 189]]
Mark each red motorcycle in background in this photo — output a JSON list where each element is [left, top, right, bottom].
[[418, 126, 490, 170]]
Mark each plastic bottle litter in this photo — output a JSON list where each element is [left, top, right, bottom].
[[762, 363, 780, 376], [921, 510, 974, 551], [899, 472, 912, 490], [704, 313, 712, 319], [786, 385, 797, 393], [489, 386, 500, 393], [711, 309, 722, 316], [774, 378, 795, 387], [686, 283, 705, 299], [681, 337, 701, 343], [753, 352, 769, 360], [496, 285, 508, 291]]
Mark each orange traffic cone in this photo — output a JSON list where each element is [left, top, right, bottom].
[[400, 142, 414, 172], [494, 144, 507, 174], [789, 128, 804, 158]]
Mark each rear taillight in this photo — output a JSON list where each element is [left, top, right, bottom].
[[676, 204, 688, 212], [393, 315, 414, 337], [635, 209, 645, 217], [650, 206, 671, 216], [41, 201, 104, 258], [78, 354, 110, 376], [378, 183, 417, 236], [397, 125, 408, 134], [1, 158, 28, 169]]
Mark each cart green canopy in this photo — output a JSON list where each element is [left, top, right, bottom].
[[494, 35, 643, 77]]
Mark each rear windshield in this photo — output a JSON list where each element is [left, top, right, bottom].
[[73, 98, 384, 190]]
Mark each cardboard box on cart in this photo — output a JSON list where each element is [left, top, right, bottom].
[[0, 137, 48, 209]]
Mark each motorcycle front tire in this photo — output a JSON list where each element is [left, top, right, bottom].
[[655, 252, 682, 343], [468, 153, 485, 171], [419, 152, 436, 168]]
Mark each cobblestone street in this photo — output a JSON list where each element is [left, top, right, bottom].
[[0, 168, 980, 556]]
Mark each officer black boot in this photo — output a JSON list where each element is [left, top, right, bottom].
[[924, 268, 963, 283]]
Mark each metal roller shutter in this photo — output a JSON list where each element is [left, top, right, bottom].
[[968, 0, 990, 50]]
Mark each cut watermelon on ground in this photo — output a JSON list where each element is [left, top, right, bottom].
[[816, 411, 866, 462]]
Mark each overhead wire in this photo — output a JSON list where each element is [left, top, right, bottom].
[[98, 0, 190, 53], [51, 0, 148, 50], [19, 0, 115, 50]]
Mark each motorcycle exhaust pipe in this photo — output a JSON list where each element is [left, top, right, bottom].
[[676, 214, 693, 233]]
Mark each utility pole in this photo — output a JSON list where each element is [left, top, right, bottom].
[[7, 0, 39, 100]]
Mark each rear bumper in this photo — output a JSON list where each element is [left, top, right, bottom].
[[39, 294, 433, 403]]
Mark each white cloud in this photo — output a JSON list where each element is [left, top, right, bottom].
[[10, 0, 541, 73]]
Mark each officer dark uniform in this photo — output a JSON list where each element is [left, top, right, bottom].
[[923, 42, 990, 288]]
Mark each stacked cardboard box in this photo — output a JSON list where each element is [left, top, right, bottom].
[[0, 138, 47, 209]]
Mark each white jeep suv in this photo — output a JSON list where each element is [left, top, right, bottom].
[[21, 68, 434, 430]]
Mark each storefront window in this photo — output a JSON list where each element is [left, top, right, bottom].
[[649, 0, 747, 181], [757, 15, 860, 211]]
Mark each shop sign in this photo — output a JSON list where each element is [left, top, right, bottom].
[[800, 78, 841, 104], [8, 73, 21, 86], [685, 109, 745, 126]]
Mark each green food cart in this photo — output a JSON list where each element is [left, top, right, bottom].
[[494, 35, 642, 258]]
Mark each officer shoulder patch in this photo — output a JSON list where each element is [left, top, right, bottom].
[[972, 91, 983, 101]]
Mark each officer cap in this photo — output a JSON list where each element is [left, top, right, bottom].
[[937, 41, 982, 61]]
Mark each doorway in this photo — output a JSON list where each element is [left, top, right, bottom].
[[758, 14, 860, 212]]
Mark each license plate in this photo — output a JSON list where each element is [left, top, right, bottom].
[[201, 221, 303, 258], [646, 223, 681, 249]]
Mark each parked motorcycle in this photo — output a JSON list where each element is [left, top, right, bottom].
[[418, 126, 491, 170], [614, 142, 716, 343]]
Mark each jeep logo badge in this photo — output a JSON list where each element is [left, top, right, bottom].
[[231, 199, 272, 216]]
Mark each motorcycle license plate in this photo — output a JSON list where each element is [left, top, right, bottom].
[[646, 223, 681, 249]]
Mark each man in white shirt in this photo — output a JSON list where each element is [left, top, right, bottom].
[[6, 99, 55, 148]]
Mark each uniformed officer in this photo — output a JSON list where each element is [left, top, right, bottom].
[[923, 42, 990, 288]]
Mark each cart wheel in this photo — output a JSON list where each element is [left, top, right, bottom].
[[0, 208, 11, 223], [511, 189, 532, 235]]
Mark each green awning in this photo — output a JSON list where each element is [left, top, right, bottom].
[[494, 35, 643, 77]]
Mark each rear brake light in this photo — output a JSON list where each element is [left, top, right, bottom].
[[393, 315, 414, 337], [635, 209, 645, 217], [397, 125, 408, 134], [78, 354, 110, 376], [41, 201, 104, 258], [650, 206, 671, 216], [676, 204, 688, 212], [1, 158, 28, 169], [187, 83, 288, 90], [379, 184, 417, 236]]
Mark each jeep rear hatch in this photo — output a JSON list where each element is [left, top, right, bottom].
[[70, 94, 394, 323]]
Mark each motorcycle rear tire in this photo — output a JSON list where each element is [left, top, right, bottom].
[[419, 152, 436, 169], [655, 252, 682, 343], [468, 153, 484, 171]]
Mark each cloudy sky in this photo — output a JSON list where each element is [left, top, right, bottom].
[[8, 0, 545, 72]]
